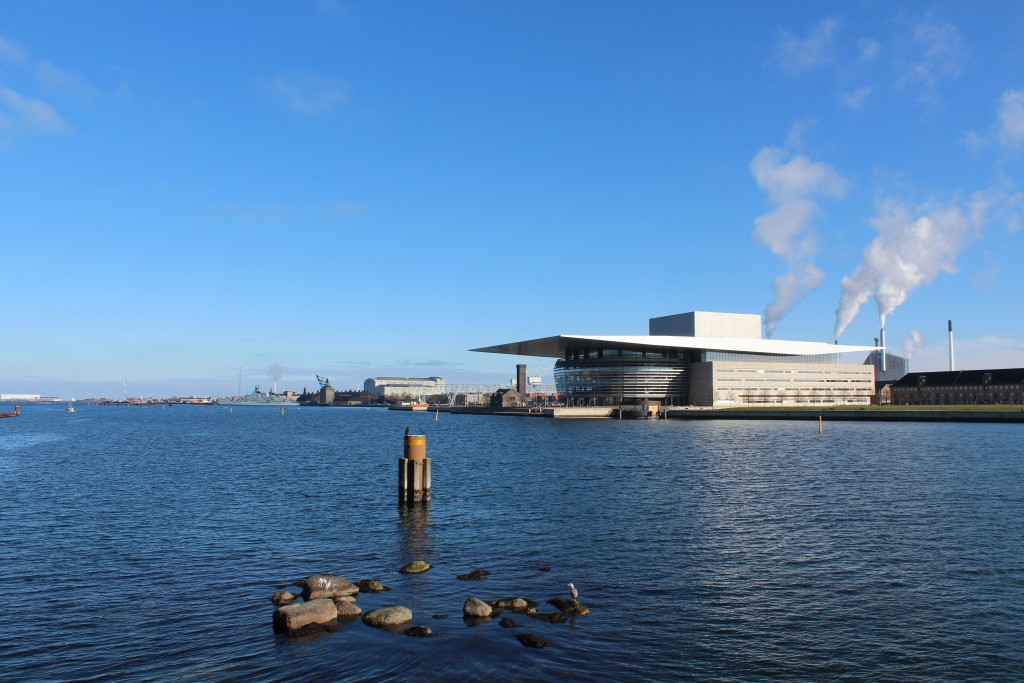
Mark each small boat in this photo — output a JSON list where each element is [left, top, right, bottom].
[[66, 403, 75, 413]]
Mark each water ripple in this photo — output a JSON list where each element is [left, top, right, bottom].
[[0, 406, 1022, 680]]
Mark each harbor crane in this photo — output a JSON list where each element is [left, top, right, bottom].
[[316, 375, 331, 388]]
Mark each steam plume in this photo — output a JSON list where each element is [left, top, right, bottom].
[[269, 363, 284, 382], [750, 146, 846, 336], [834, 193, 989, 339], [901, 330, 924, 358]]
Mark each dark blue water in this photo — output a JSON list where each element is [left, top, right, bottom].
[[1, 403, 1022, 682]]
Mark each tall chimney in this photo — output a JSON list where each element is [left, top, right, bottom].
[[880, 328, 887, 373], [516, 364, 527, 396], [948, 320, 955, 371]]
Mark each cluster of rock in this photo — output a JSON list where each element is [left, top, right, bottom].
[[458, 593, 591, 647], [272, 573, 429, 638], [270, 563, 590, 649]]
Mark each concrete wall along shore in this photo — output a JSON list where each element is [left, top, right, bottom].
[[666, 408, 1024, 423]]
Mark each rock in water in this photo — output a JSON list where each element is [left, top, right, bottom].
[[302, 574, 358, 600], [528, 611, 568, 623], [334, 601, 362, 619], [490, 597, 534, 611], [463, 596, 493, 618], [499, 617, 522, 628], [273, 599, 338, 634], [399, 561, 431, 574], [270, 591, 296, 604], [456, 569, 489, 581], [362, 606, 413, 628], [403, 625, 433, 637], [356, 579, 390, 593], [548, 598, 590, 615], [517, 633, 551, 648]]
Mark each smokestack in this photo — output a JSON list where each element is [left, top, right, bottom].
[[880, 328, 887, 373], [516, 364, 527, 396], [948, 320, 955, 371]]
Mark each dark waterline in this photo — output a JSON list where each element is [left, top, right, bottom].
[[1, 403, 1022, 682]]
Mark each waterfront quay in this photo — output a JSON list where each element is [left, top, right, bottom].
[[446, 405, 1024, 423]]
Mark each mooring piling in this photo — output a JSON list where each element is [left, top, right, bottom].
[[399, 433, 431, 504]]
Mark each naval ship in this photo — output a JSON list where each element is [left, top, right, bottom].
[[220, 386, 296, 407]]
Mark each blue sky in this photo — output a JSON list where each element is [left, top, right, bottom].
[[2, 1, 1024, 398]]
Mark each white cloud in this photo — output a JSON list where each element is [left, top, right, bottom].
[[265, 72, 348, 115], [751, 146, 847, 205], [785, 118, 818, 150], [858, 38, 880, 63], [996, 87, 1024, 148], [0, 35, 27, 63], [0, 86, 67, 135], [750, 146, 847, 335], [33, 59, 99, 98], [838, 86, 871, 110], [895, 15, 966, 102], [771, 17, 842, 76], [961, 129, 988, 151]]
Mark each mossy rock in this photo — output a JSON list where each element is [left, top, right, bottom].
[[399, 561, 432, 574], [548, 597, 590, 615], [270, 590, 297, 604], [357, 579, 391, 593], [489, 597, 536, 611]]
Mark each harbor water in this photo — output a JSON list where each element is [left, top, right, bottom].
[[1, 403, 1022, 681]]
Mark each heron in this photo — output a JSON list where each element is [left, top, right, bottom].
[[568, 582, 579, 602]]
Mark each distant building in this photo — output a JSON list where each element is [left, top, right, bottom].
[[1, 393, 41, 401], [363, 377, 446, 401], [473, 311, 879, 408], [889, 368, 1024, 406], [490, 387, 524, 408]]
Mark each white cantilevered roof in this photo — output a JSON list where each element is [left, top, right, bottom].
[[471, 335, 878, 358]]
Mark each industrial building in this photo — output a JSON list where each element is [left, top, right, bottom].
[[363, 377, 446, 402], [863, 350, 909, 385], [472, 311, 879, 408]]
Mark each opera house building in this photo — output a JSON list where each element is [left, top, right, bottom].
[[472, 311, 879, 408]]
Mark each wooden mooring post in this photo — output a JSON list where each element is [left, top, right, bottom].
[[399, 433, 431, 504]]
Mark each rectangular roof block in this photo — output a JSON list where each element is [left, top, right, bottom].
[[649, 311, 762, 339]]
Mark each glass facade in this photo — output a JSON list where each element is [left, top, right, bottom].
[[554, 347, 691, 405]]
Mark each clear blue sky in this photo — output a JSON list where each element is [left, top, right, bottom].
[[3, 1, 1023, 398]]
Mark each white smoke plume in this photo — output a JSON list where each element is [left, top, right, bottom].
[[269, 363, 284, 383], [750, 146, 847, 336], [834, 193, 990, 339], [901, 330, 924, 358]]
